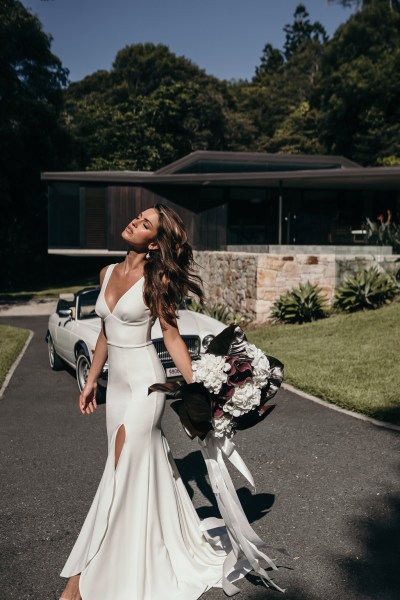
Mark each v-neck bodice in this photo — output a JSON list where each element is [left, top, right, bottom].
[[95, 263, 154, 348]]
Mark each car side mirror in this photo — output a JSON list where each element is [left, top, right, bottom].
[[56, 298, 72, 318], [58, 308, 72, 318]]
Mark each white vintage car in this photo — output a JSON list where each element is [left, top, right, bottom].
[[46, 287, 226, 393]]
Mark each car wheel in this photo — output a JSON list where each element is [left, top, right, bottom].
[[48, 335, 63, 371], [76, 350, 91, 393]]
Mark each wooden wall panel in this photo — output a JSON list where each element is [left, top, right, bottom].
[[107, 186, 138, 250], [141, 187, 197, 246], [195, 203, 227, 250], [85, 187, 107, 248], [106, 185, 226, 251]]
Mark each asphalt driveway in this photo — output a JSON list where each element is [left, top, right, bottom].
[[0, 315, 399, 600]]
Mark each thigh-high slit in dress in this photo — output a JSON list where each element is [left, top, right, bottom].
[[60, 263, 227, 600]]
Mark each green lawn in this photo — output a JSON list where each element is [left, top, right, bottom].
[[247, 302, 400, 425], [0, 325, 31, 390]]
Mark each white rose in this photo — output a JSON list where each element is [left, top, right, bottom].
[[223, 382, 261, 417], [245, 343, 271, 388], [192, 354, 228, 394], [212, 415, 234, 437]]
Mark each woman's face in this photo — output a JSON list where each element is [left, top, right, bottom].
[[121, 208, 160, 251]]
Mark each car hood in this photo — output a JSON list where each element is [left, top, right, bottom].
[[76, 311, 226, 343], [151, 310, 226, 339]]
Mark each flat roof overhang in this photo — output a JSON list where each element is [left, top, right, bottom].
[[42, 166, 400, 191], [154, 150, 360, 173]]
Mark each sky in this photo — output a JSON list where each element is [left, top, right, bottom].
[[21, 0, 355, 83]]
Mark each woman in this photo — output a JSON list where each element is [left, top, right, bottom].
[[59, 204, 227, 600]]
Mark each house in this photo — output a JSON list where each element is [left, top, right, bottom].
[[42, 151, 400, 256]]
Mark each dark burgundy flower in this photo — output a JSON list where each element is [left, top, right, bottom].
[[213, 408, 224, 418], [212, 397, 230, 417], [225, 357, 253, 387]]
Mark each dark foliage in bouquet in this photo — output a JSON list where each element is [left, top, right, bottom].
[[148, 325, 284, 439]]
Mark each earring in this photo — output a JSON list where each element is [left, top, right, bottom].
[[146, 251, 150, 259]]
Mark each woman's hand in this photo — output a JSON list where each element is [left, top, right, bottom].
[[79, 380, 98, 414]]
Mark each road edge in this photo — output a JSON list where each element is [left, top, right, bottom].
[[283, 382, 400, 433], [0, 330, 34, 400]]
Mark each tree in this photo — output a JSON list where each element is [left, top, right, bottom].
[[283, 4, 328, 59], [262, 102, 324, 155], [314, 2, 400, 164], [63, 44, 255, 171], [111, 43, 206, 97], [0, 0, 70, 289], [254, 43, 284, 81], [243, 5, 328, 150], [328, 0, 400, 10]]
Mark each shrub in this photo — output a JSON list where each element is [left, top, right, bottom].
[[364, 217, 400, 253], [187, 299, 249, 326], [271, 282, 328, 324], [396, 268, 400, 287], [333, 267, 398, 312]]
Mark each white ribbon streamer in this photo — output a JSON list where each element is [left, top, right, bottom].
[[198, 431, 286, 596]]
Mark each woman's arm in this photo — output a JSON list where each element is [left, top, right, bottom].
[[79, 266, 109, 414], [161, 315, 193, 384], [79, 322, 108, 414], [86, 320, 108, 385]]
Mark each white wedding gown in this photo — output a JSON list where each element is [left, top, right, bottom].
[[60, 263, 227, 600]]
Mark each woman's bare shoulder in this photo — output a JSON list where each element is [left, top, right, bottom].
[[99, 264, 114, 287]]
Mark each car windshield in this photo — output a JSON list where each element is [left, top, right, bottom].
[[77, 289, 100, 320]]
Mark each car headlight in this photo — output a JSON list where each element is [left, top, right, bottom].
[[202, 334, 215, 350]]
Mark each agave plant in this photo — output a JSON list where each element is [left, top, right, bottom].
[[185, 298, 205, 314], [334, 267, 398, 312], [271, 282, 328, 324]]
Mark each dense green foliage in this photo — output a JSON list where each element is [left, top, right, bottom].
[[315, 2, 400, 164], [62, 1, 400, 169], [333, 267, 398, 311], [64, 44, 255, 171], [0, 0, 70, 288], [271, 282, 329, 324]]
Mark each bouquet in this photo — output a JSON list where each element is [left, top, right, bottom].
[[149, 324, 284, 440], [148, 325, 287, 594]]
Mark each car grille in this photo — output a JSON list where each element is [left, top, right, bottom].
[[152, 335, 200, 364]]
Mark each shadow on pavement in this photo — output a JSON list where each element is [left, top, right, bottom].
[[371, 405, 400, 426], [334, 470, 400, 600], [174, 450, 275, 523]]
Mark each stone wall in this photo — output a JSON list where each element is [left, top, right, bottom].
[[255, 253, 337, 323], [193, 250, 400, 324], [193, 251, 258, 318], [336, 255, 400, 282]]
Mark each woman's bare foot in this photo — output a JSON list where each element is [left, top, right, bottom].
[[59, 573, 81, 600]]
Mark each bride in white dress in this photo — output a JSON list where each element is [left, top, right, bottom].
[[59, 204, 229, 600]]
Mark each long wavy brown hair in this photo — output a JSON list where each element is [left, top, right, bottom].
[[143, 203, 204, 327]]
